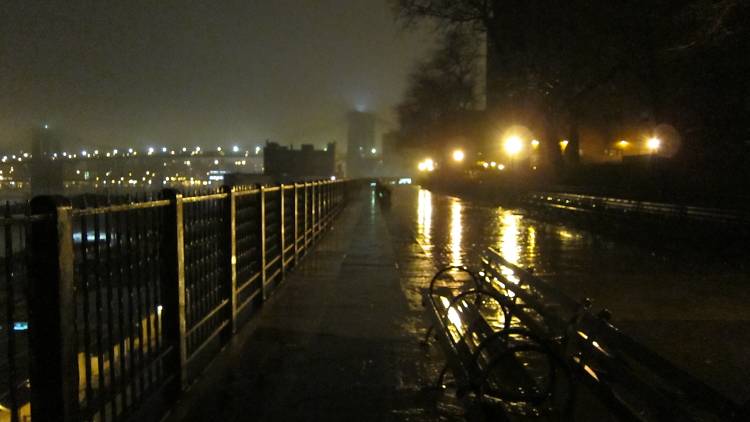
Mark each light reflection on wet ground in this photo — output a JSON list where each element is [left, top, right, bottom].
[[386, 186, 750, 403]]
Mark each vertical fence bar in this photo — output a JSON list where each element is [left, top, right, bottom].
[[303, 183, 309, 251], [29, 196, 78, 422], [311, 182, 317, 240], [223, 186, 238, 337], [279, 185, 285, 280], [319, 182, 324, 232], [258, 186, 267, 301], [293, 184, 299, 266], [160, 189, 188, 394], [3, 204, 19, 422]]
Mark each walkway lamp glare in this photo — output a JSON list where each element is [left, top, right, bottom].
[[418, 158, 435, 172], [503, 136, 523, 156], [452, 149, 465, 162], [647, 137, 661, 152]]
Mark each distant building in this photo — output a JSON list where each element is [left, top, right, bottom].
[[346, 111, 376, 177], [263, 142, 335, 180], [30, 127, 64, 195]]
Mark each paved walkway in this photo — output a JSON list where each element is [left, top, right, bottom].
[[165, 189, 465, 421]]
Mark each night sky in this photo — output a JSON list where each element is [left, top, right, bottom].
[[0, 1, 436, 151]]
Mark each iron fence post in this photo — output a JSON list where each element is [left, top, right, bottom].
[[279, 184, 285, 280], [293, 184, 299, 265], [28, 196, 78, 422], [160, 189, 188, 394], [311, 182, 317, 240], [222, 186, 238, 337], [317, 182, 322, 233], [303, 182, 309, 251], [259, 186, 267, 300]]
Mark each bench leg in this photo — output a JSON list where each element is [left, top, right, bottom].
[[420, 325, 435, 347], [436, 362, 450, 389]]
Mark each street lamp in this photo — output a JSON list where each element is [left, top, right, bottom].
[[646, 137, 661, 153], [504, 136, 523, 156], [452, 149, 465, 162], [418, 158, 435, 172]]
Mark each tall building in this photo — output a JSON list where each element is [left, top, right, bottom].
[[30, 127, 64, 195], [263, 142, 336, 180], [346, 111, 376, 178]]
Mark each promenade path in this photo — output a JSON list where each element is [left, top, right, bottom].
[[165, 189, 466, 421]]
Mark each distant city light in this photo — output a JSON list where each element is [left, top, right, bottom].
[[232, 145, 239, 153], [417, 158, 435, 172], [214, 159, 219, 165], [255, 146, 261, 155], [498, 164, 506, 170], [148, 147, 154, 155], [618, 140, 629, 148], [43, 124, 49, 129], [162, 147, 168, 153], [504, 136, 523, 156], [81, 150, 87, 156], [531, 139, 540, 148], [371, 148, 377, 155], [452, 149, 465, 162], [647, 137, 661, 152], [559, 140, 569, 152], [330, 175, 336, 181]]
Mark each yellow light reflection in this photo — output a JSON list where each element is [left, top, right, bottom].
[[450, 200, 463, 266], [417, 189, 432, 254], [499, 210, 521, 264], [526, 226, 537, 260]]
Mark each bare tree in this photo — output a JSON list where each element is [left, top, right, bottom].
[[397, 29, 480, 150]]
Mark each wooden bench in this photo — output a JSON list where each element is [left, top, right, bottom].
[[423, 266, 574, 420], [423, 249, 745, 421]]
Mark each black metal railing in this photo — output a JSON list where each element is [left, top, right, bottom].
[[525, 191, 750, 229], [476, 247, 743, 421], [0, 179, 351, 422]]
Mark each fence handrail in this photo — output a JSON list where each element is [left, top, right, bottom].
[[1, 178, 355, 422]]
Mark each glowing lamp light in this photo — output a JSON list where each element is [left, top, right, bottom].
[[531, 139, 540, 148], [559, 140, 569, 152], [418, 158, 435, 172], [647, 137, 661, 152], [504, 136, 523, 156], [452, 149, 465, 162], [617, 140, 629, 149], [371, 148, 377, 155]]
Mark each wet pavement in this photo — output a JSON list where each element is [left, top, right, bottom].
[[165, 187, 465, 422], [383, 186, 750, 405], [166, 185, 749, 421]]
